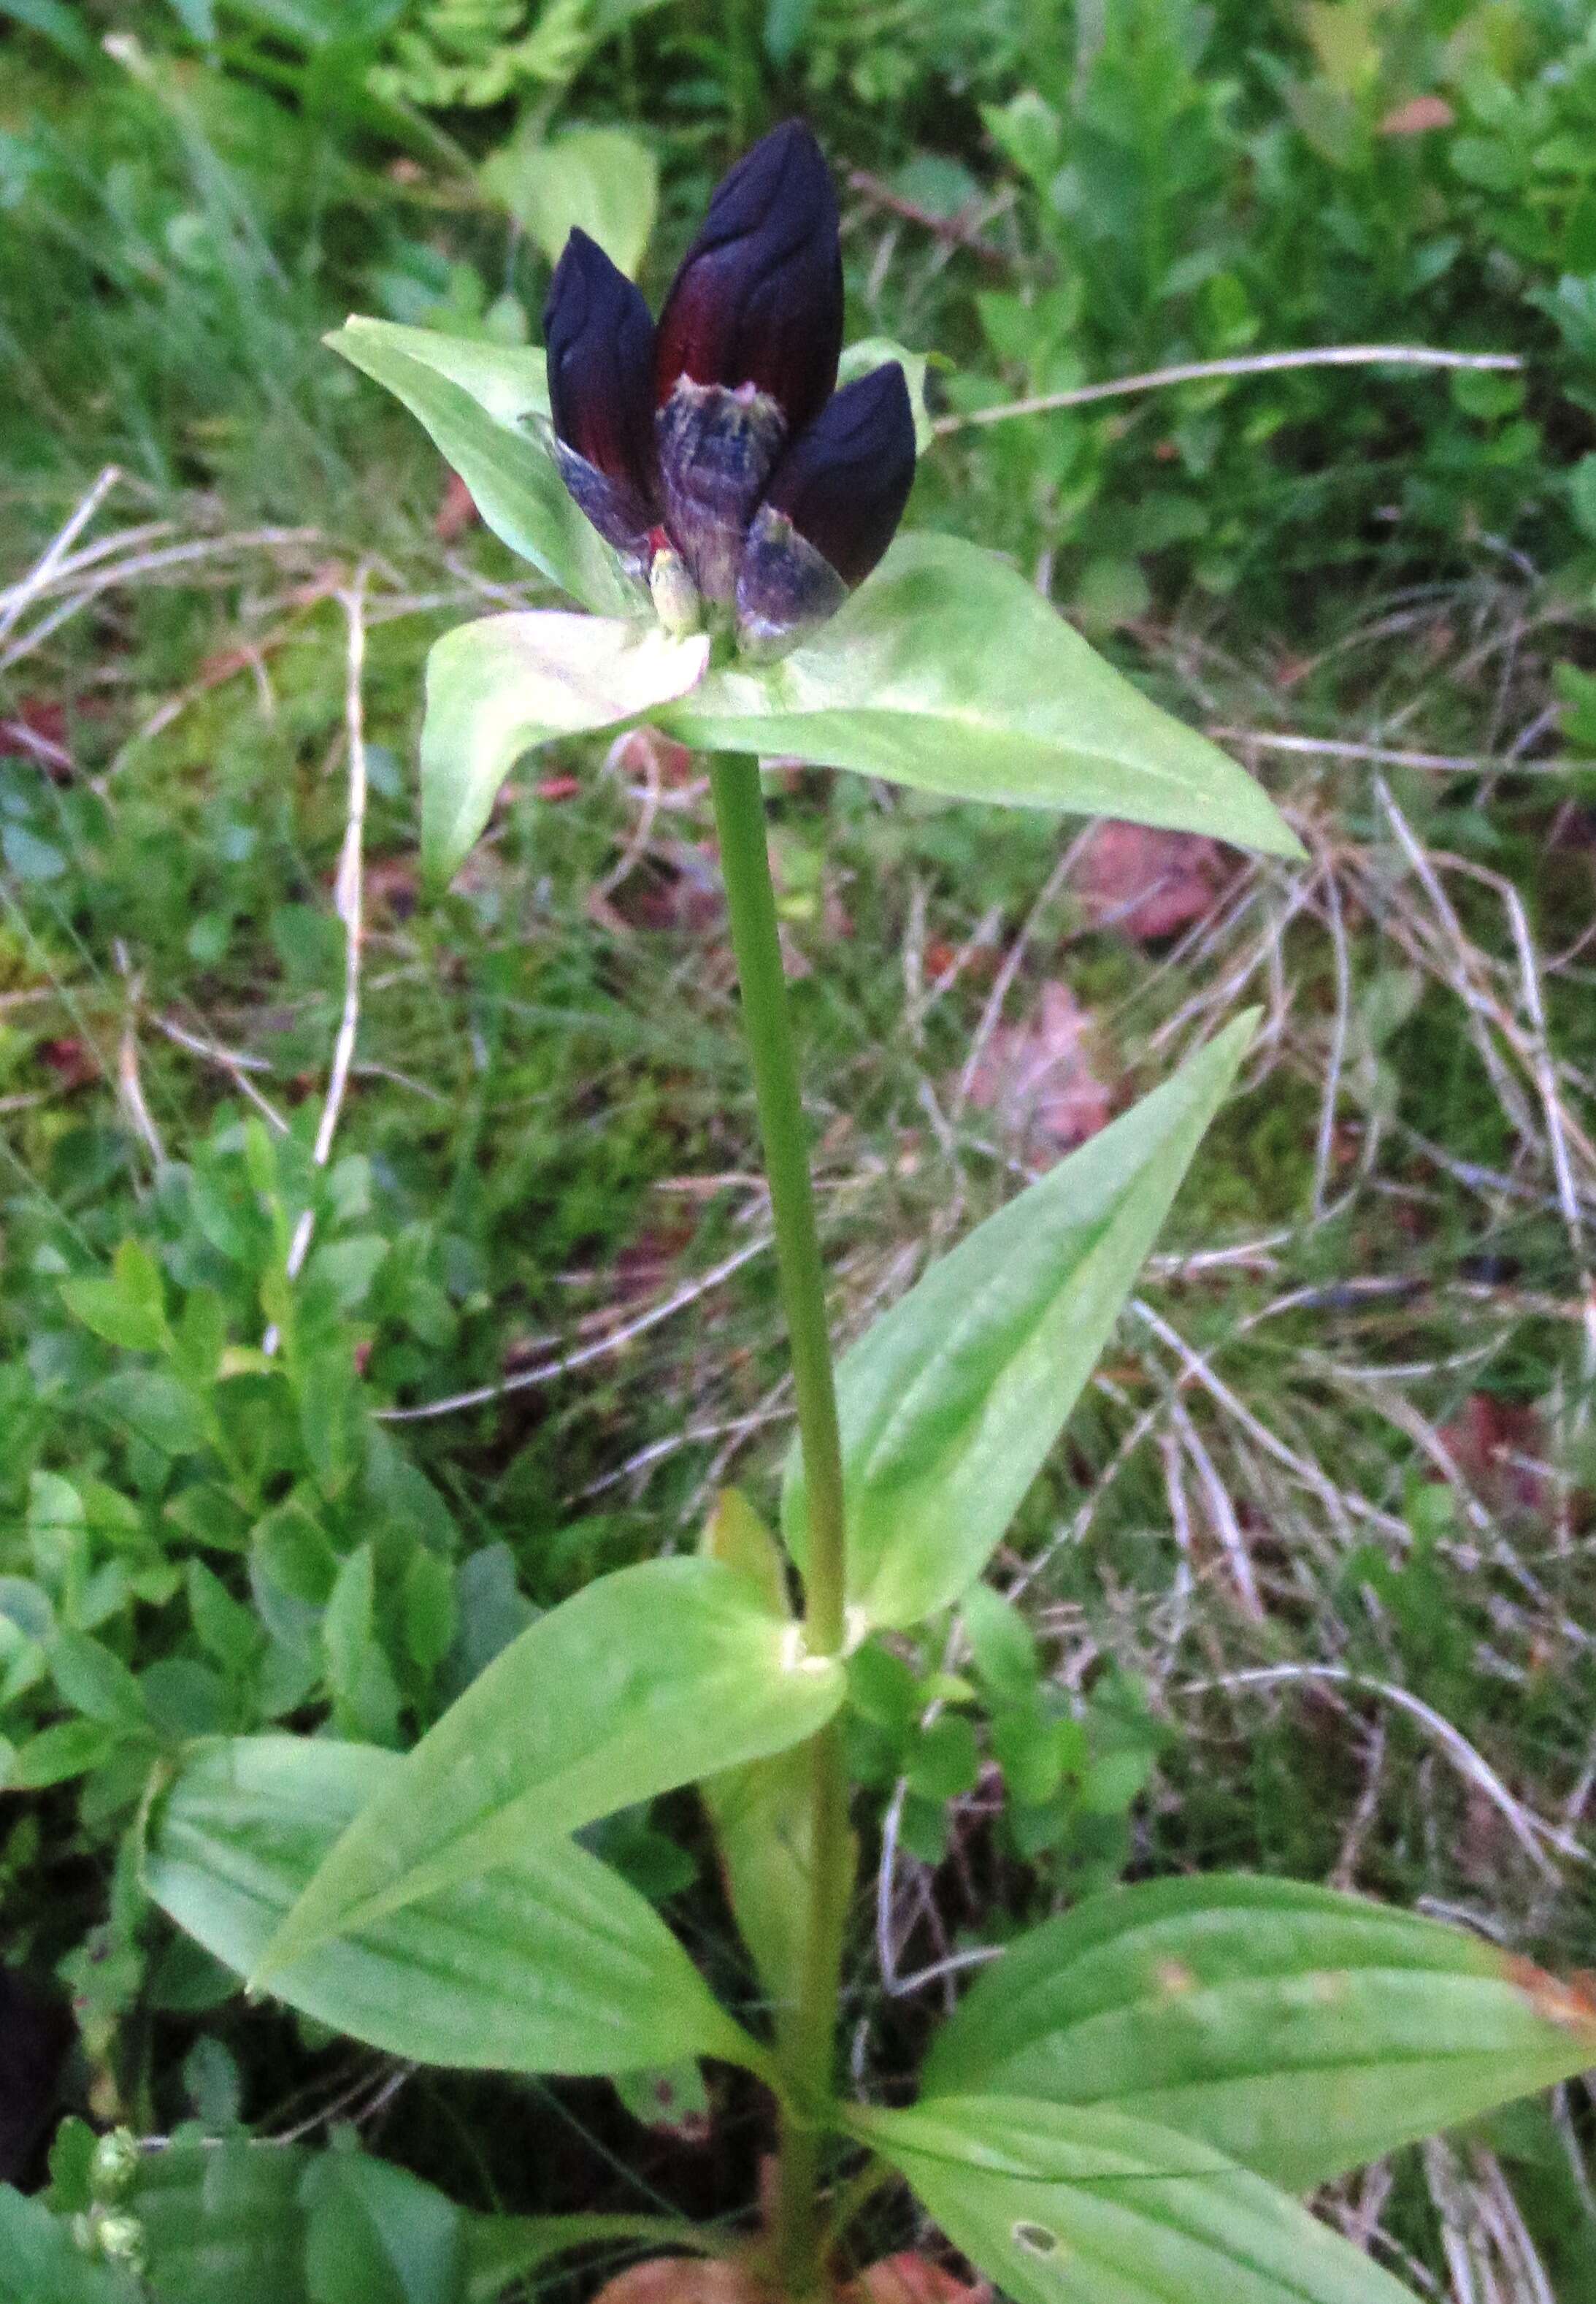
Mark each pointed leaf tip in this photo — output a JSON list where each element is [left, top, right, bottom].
[[855, 2097, 1420, 2304], [149, 1737, 748, 2077], [922, 1870, 1596, 2192], [786, 1011, 1256, 1627], [324, 315, 632, 613]]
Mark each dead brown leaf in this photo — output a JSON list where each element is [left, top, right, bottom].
[[605, 839, 725, 935], [1378, 94, 1454, 135], [964, 981, 1114, 1160], [1077, 821, 1232, 944], [590, 2258, 770, 2304], [613, 725, 697, 789], [37, 1038, 98, 1092], [843, 2256, 989, 2304], [434, 469, 480, 542], [364, 855, 420, 922], [1503, 1954, 1596, 2038], [1435, 1393, 1547, 1516], [923, 937, 1000, 986], [590, 2248, 989, 2304], [607, 1222, 696, 1307], [1, 699, 72, 781]]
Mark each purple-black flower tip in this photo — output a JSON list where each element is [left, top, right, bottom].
[[544, 228, 659, 558], [761, 361, 916, 587], [654, 120, 843, 436], [733, 366, 916, 655]]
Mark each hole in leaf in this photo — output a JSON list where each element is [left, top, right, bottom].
[[1012, 2223, 1059, 2257]]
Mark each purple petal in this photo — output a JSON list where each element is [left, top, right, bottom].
[[544, 228, 659, 551], [654, 120, 842, 436], [759, 362, 916, 587]]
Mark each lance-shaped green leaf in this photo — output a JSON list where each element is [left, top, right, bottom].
[[922, 1871, 1596, 2192], [147, 1737, 753, 2076], [785, 1014, 1256, 1629], [661, 533, 1300, 857], [327, 317, 633, 615], [421, 612, 708, 884], [851, 2098, 1418, 2304], [250, 1558, 843, 1983]]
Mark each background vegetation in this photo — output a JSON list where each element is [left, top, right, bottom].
[[3, 0, 1596, 2293]]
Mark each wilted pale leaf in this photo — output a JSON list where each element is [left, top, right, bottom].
[[962, 981, 1113, 1161], [1076, 822, 1232, 943]]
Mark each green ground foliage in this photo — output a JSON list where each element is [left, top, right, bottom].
[[2, 0, 1596, 2295]]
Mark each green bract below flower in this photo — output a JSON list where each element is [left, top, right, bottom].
[[324, 129, 1306, 891]]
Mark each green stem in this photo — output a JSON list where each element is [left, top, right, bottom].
[[707, 755, 848, 1658], [707, 754, 852, 2299]]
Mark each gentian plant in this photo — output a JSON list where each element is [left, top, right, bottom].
[[106, 123, 1596, 2304]]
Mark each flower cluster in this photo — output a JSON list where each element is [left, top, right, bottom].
[[543, 121, 916, 657]]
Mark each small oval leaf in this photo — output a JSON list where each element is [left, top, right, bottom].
[[483, 123, 659, 278]]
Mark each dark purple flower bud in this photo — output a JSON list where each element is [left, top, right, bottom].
[[654, 120, 843, 435], [735, 363, 916, 654], [543, 229, 659, 568]]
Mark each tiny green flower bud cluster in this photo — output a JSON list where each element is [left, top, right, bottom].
[[91, 2127, 140, 2200], [71, 2129, 147, 2275]]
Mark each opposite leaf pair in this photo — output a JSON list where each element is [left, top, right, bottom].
[[207, 1019, 1259, 1992], [142, 1741, 1596, 2304]]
